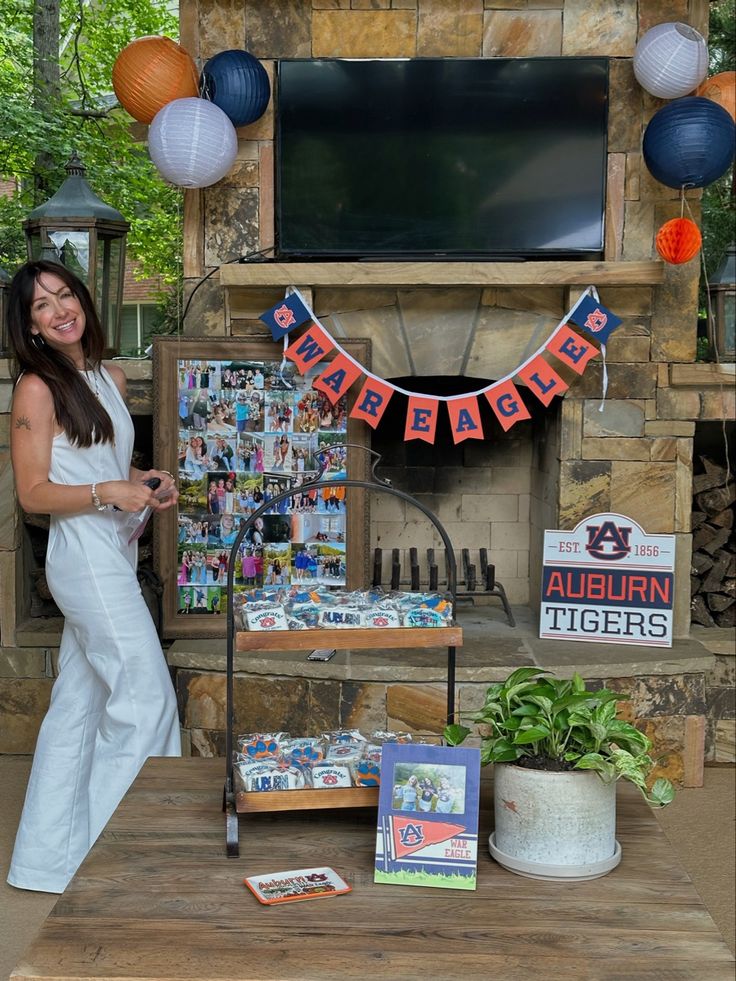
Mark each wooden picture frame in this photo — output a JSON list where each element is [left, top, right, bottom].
[[153, 336, 371, 639]]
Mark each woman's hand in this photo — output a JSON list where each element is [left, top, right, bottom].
[[97, 480, 160, 513], [139, 469, 179, 511]]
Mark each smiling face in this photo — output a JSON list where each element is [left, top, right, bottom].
[[29, 272, 87, 364]]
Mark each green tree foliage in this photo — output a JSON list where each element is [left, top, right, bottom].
[[701, 0, 735, 284], [0, 0, 183, 288]]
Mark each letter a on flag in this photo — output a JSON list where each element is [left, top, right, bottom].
[[313, 352, 362, 405], [259, 290, 312, 341], [447, 395, 484, 444]]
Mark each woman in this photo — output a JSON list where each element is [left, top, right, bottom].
[[6, 260, 180, 894]]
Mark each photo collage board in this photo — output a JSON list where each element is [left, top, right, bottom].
[[176, 356, 350, 617]]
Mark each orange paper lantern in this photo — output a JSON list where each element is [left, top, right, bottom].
[[655, 217, 702, 265], [695, 71, 736, 122], [112, 36, 199, 124]]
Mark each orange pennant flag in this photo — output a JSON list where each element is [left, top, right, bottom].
[[284, 323, 335, 374], [349, 377, 395, 429], [447, 395, 484, 443], [313, 352, 363, 405], [404, 395, 439, 443], [517, 354, 569, 407], [484, 380, 531, 432], [391, 816, 467, 859], [546, 324, 598, 375]]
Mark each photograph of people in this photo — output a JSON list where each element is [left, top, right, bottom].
[[5, 260, 180, 894], [392, 764, 465, 814]]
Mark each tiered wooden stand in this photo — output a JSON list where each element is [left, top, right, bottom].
[[223, 448, 462, 856]]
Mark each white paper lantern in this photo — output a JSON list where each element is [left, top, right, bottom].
[[148, 97, 238, 188], [634, 22, 708, 100]]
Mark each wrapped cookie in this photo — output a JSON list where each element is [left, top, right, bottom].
[[244, 602, 289, 631], [352, 758, 381, 787], [310, 761, 353, 789], [318, 606, 363, 628], [361, 606, 401, 628]]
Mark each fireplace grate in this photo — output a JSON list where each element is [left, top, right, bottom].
[[371, 546, 515, 626]]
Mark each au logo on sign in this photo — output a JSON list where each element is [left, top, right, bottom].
[[540, 512, 676, 648]]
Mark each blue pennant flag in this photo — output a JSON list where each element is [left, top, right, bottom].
[[569, 295, 622, 346], [259, 292, 312, 341]]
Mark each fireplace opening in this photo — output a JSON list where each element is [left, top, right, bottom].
[[368, 376, 560, 610]]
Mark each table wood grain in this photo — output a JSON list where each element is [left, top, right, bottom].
[[11, 758, 735, 981]]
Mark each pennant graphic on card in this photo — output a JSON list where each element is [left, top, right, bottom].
[[391, 817, 467, 859], [260, 291, 312, 341], [569, 295, 622, 346]]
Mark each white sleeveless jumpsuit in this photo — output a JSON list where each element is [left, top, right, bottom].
[[8, 365, 181, 893]]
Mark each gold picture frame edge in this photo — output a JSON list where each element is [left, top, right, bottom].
[[152, 335, 372, 640]]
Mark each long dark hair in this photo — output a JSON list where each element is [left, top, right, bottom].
[[8, 260, 114, 446]]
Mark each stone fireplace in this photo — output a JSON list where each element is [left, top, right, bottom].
[[1, 0, 734, 768]]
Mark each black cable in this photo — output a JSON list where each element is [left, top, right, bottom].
[[180, 246, 275, 325]]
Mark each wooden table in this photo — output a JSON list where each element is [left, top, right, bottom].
[[12, 758, 735, 981]]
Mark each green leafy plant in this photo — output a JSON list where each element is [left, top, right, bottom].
[[444, 667, 675, 808]]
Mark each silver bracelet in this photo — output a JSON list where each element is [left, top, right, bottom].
[[90, 482, 108, 512]]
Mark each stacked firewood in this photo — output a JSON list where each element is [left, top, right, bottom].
[[690, 456, 736, 628]]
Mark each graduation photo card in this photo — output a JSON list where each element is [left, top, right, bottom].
[[375, 743, 481, 891]]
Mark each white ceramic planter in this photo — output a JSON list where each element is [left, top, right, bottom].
[[489, 763, 622, 881]]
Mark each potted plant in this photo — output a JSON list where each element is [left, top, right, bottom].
[[445, 667, 675, 881]]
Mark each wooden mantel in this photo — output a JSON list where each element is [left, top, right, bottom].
[[219, 260, 665, 289]]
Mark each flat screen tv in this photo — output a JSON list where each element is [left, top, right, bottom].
[[276, 58, 609, 260]]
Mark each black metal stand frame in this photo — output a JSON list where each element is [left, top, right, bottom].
[[222, 446, 458, 856]]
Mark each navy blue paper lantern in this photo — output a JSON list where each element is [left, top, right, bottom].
[[200, 50, 270, 127], [643, 96, 735, 189]]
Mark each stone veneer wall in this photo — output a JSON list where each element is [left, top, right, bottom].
[[2, 0, 735, 764]]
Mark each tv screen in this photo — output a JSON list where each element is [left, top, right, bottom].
[[276, 58, 609, 260]]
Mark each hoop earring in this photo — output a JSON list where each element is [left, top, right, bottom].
[[31, 334, 46, 350]]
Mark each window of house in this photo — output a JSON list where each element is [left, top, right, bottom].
[[120, 303, 159, 355]]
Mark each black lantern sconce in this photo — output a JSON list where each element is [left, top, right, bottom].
[[23, 153, 130, 356], [0, 266, 10, 357], [708, 242, 735, 362]]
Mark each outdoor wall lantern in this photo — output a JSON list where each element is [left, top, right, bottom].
[[0, 266, 10, 357], [23, 152, 130, 356], [709, 242, 735, 361]]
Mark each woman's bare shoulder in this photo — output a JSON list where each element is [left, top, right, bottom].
[[103, 361, 128, 395], [13, 372, 54, 410]]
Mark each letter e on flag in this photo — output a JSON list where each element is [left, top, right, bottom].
[[404, 395, 439, 443], [546, 324, 597, 375]]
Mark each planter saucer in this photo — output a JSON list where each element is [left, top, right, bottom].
[[488, 833, 622, 881]]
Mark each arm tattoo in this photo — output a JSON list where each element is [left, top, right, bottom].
[[15, 416, 32, 430]]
